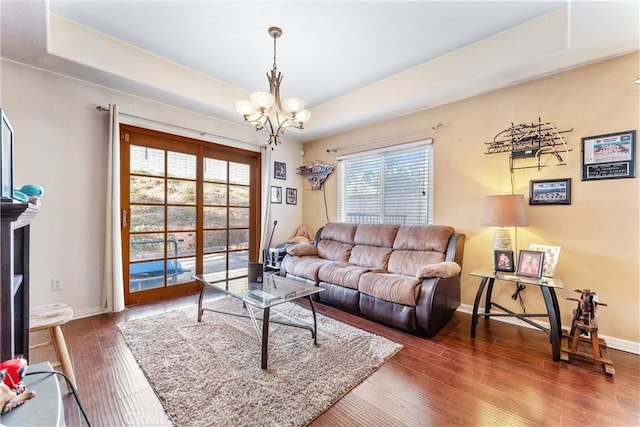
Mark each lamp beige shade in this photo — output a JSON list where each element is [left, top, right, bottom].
[[480, 194, 528, 252], [480, 194, 528, 227]]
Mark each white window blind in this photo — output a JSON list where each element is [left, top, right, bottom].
[[337, 140, 433, 225]]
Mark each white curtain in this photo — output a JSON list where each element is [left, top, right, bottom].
[[258, 147, 272, 263], [102, 104, 125, 312]]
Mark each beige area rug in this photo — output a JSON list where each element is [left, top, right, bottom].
[[118, 297, 402, 427]]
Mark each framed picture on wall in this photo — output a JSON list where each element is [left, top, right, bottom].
[[274, 161, 286, 180], [270, 186, 282, 204], [286, 188, 297, 205], [529, 178, 571, 205], [581, 130, 636, 181]]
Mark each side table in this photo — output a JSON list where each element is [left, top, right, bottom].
[[468, 267, 563, 361]]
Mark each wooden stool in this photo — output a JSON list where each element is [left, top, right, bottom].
[[29, 303, 76, 389]]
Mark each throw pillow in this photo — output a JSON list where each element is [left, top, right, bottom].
[[416, 261, 461, 279]]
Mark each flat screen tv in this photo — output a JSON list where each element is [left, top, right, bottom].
[[1, 109, 14, 201]]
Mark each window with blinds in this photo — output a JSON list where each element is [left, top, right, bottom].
[[337, 140, 433, 225]]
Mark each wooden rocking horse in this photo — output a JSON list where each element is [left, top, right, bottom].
[[561, 289, 615, 375]]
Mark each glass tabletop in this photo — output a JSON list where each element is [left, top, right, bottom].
[[192, 272, 323, 309], [468, 266, 563, 289]]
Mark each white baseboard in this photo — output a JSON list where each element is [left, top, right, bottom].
[[457, 304, 640, 355]]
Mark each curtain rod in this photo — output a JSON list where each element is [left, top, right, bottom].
[[95, 105, 262, 150], [325, 123, 443, 153]]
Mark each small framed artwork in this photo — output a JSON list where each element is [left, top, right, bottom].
[[516, 250, 545, 278], [286, 187, 297, 205], [494, 250, 515, 272], [529, 178, 571, 205], [274, 161, 286, 180], [581, 130, 636, 181], [270, 186, 282, 204], [1, 109, 14, 202], [528, 244, 561, 278]]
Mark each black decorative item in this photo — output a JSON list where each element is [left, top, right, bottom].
[[1, 110, 14, 202], [484, 117, 573, 171], [581, 130, 636, 181], [529, 178, 571, 205]]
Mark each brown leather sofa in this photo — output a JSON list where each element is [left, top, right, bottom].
[[279, 222, 465, 336]]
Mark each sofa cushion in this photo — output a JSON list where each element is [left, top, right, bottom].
[[317, 240, 354, 262], [393, 225, 454, 252], [316, 223, 358, 261], [282, 256, 332, 282], [320, 223, 358, 244], [348, 245, 393, 270], [318, 262, 370, 290], [416, 261, 461, 279], [358, 272, 422, 306], [354, 224, 399, 247], [388, 225, 454, 276]]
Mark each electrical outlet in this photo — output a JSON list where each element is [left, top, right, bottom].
[[51, 278, 63, 291]]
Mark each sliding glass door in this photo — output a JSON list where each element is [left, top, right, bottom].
[[120, 125, 260, 305]]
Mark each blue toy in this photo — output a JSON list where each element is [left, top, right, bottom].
[[18, 185, 44, 197], [12, 185, 44, 203]]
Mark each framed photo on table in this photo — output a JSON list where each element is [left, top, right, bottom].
[[581, 130, 636, 181], [529, 178, 571, 205], [516, 250, 545, 278], [494, 250, 515, 272]]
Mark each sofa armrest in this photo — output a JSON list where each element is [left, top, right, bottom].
[[415, 274, 461, 336], [416, 261, 461, 279]]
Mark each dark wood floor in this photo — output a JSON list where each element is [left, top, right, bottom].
[[29, 292, 640, 426]]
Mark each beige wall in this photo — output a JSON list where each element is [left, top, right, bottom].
[[301, 53, 640, 347]]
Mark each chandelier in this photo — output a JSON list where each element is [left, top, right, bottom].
[[234, 26, 311, 146]]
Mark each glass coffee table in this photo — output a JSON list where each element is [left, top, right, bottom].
[[193, 272, 323, 369]]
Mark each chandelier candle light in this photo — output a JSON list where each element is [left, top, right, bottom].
[[235, 27, 311, 146], [480, 194, 528, 252]]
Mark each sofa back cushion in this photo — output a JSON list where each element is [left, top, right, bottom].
[[316, 223, 358, 261], [348, 224, 399, 269], [388, 225, 454, 276]]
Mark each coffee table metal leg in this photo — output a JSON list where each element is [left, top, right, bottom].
[[197, 282, 206, 322], [308, 296, 318, 345], [261, 307, 271, 369]]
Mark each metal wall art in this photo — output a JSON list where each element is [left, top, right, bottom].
[[484, 118, 573, 171]]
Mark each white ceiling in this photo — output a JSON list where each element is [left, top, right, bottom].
[[1, 1, 638, 143]]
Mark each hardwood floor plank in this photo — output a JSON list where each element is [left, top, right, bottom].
[[47, 296, 639, 427]]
